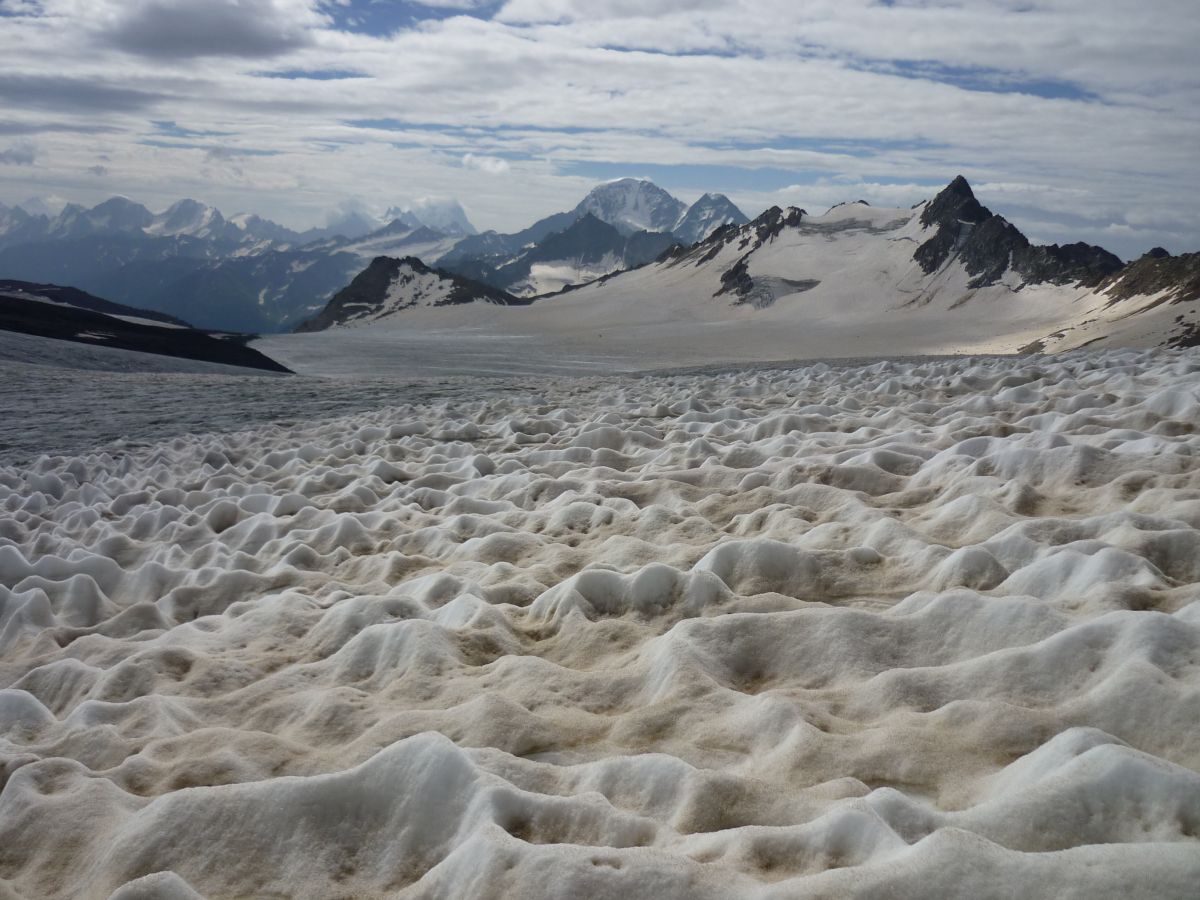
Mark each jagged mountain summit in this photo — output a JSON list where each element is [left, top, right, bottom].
[[672, 192, 751, 245], [295, 255, 529, 331], [914, 175, 1122, 288]]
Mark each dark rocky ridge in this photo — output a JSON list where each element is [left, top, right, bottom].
[[0, 292, 289, 372], [705, 206, 807, 304], [295, 256, 528, 332], [915, 176, 1123, 289], [666, 205, 806, 271], [741, 206, 807, 252]]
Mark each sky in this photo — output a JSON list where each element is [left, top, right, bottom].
[[0, 0, 1197, 259]]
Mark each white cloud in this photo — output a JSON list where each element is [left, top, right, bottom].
[[461, 152, 510, 173]]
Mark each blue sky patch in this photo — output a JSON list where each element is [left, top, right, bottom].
[[253, 69, 371, 80], [319, 0, 499, 35], [151, 121, 233, 138], [875, 60, 1100, 102]]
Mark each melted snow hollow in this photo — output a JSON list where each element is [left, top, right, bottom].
[[3, 349, 1200, 898]]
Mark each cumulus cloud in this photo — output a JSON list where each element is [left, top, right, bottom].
[[461, 152, 510, 173]]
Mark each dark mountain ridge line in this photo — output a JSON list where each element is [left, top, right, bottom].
[[0, 291, 291, 373], [0, 280, 192, 327]]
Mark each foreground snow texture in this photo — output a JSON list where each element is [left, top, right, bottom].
[[4, 350, 1200, 899]]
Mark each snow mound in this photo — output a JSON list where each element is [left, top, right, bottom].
[[2, 348, 1200, 898]]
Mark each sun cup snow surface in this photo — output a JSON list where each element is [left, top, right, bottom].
[[2, 349, 1200, 898]]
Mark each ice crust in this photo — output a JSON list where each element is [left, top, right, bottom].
[[2, 348, 1200, 898]]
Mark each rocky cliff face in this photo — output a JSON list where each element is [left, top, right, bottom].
[[915, 175, 1123, 288]]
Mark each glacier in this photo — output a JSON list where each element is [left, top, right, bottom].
[[2, 347, 1199, 898]]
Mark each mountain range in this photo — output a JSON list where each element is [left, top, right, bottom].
[[295, 177, 1200, 356], [0, 181, 746, 331]]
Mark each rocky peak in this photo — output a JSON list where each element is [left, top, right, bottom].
[[919, 175, 990, 231], [748, 206, 806, 244], [915, 177, 1122, 289]]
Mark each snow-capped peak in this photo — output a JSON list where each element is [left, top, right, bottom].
[[148, 198, 226, 237], [573, 178, 688, 236]]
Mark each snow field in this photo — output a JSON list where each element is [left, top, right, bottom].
[[2, 348, 1200, 898]]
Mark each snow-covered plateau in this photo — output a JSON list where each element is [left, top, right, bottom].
[[3, 347, 1200, 898]]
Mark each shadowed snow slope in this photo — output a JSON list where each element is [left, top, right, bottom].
[[2, 348, 1200, 898]]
